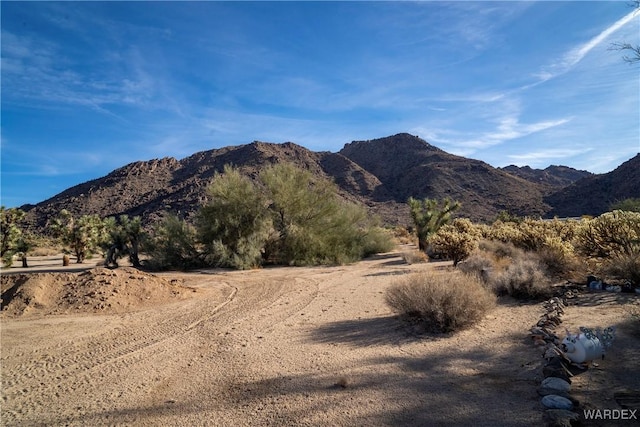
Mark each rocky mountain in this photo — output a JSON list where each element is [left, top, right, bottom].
[[500, 165, 592, 190], [339, 134, 552, 221], [545, 154, 640, 217], [20, 133, 639, 233]]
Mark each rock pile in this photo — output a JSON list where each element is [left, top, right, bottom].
[[530, 293, 582, 426]]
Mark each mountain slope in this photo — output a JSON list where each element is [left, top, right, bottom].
[[339, 134, 551, 221], [22, 142, 392, 231], [21, 134, 638, 233], [545, 154, 640, 217], [500, 165, 592, 190]]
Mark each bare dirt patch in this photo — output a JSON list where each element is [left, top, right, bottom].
[[1, 251, 638, 426], [1, 267, 194, 317]]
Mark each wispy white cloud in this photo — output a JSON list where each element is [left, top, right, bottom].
[[536, 9, 638, 82], [507, 148, 594, 166]]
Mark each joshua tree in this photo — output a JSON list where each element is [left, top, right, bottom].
[[408, 197, 461, 252]]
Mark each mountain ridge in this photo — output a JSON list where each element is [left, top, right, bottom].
[[20, 133, 637, 232]]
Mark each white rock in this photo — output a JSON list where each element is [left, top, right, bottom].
[[541, 377, 571, 393], [542, 394, 574, 410]]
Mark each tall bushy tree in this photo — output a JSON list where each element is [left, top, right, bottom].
[[408, 197, 461, 251], [145, 214, 202, 270], [49, 210, 109, 263], [191, 162, 392, 269], [102, 215, 145, 268], [261, 163, 346, 264], [198, 165, 272, 269], [1, 206, 26, 266]]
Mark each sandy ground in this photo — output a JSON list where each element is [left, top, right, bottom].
[[1, 250, 639, 426]]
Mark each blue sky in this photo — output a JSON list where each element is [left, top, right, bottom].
[[1, 1, 639, 208]]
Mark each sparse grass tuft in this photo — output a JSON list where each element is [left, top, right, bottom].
[[459, 240, 554, 300], [385, 270, 495, 333], [401, 250, 428, 264], [492, 257, 553, 300]]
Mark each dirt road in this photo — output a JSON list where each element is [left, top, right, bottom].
[[2, 252, 638, 426]]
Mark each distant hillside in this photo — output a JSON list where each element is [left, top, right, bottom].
[[545, 154, 640, 217], [339, 134, 551, 221], [22, 141, 395, 232], [500, 165, 592, 190], [20, 134, 639, 233]]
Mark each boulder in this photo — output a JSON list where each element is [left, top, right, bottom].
[[542, 394, 574, 410], [541, 377, 571, 393]]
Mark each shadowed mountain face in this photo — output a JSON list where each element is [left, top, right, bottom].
[[544, 154, 640, 217], [500, 165, 592, 190], [20, 133, 638, 232]]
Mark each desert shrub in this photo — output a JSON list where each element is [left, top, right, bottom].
[[198, 165, 272, 269], [144, 214, 204, 271], [485, 220, 522, 246], [393, 226, 415, 245], [535, 236, 581, 279], [461, 240, 554, 299], [484, 218, 581, 279], [602, 250, 640, 286], [478, 239, 525, 261], [492, 257, 553, 299], [457, 250, 495, 281], [574, 211, 640, 284], [385, 270, 495, 333], [575, 211, 640, 259], [361, 226, 395, 257], [402, 250, 428, 264], [611, 198, 640, 213], [428, 218, 479, 266]]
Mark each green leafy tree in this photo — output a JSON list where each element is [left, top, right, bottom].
[[260, 163, 388, 265], [408, 197, 461, 252], [1, 207, 26, 267], [50, 210, 109, 263], [145, 214, 202, 270], [197, 165, 272, 269], [261, 163, 344, 264]]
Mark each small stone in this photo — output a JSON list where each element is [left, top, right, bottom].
[[542, 394, 573, 410], [543, 357, 572, 383], [537, 389, 580, 405], [541, 377, 571, 393], [545, 409, 580, 427]]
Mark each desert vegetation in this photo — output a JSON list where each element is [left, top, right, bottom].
[[146, 163, 394, 270], [397, 200, 640, 331], [3, 178, 638, 337], [385, 270, 496, 333], [4, 163, 393, 271]]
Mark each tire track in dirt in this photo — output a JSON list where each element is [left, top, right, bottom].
[[1, 280, 238, 424], [1, 271, 321, 426]]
